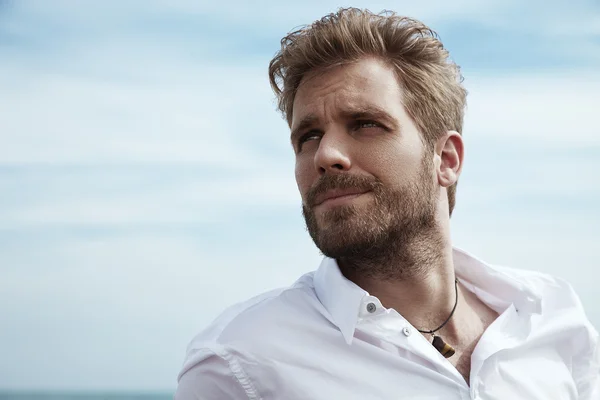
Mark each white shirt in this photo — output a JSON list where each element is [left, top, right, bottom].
[[175, 248, 599, 399]]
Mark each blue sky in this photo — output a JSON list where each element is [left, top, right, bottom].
[[1, 0, 599, 392]]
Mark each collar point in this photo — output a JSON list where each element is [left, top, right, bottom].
[[341, 328, 355, 346]]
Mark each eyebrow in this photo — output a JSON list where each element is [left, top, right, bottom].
[[290, 105, 399, 145]]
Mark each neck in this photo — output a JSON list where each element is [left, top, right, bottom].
[[338, 228, 460, 337]]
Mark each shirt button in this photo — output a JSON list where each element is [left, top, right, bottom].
[[402, 327, 412, 337], [366, 302, 377, 313]]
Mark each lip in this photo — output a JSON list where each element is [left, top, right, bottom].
[[314, 188, 370, 207]]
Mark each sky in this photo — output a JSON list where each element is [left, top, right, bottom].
[[0, 0, 599, 392]]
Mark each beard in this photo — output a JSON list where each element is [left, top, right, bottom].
[[302, 154, 442, 280]]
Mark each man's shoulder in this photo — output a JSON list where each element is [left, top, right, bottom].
[[493, 264, 597, 336], [185, 271, 325, 348], [492, 263, 582, 306], [178, 271, 330, 379], [456, 247, 574, 298]]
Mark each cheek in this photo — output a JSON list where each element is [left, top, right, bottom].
[[362, 144, 423, 185], [295, 159, 315, 201]]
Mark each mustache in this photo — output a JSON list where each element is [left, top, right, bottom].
[[306, 174, 381, 207]]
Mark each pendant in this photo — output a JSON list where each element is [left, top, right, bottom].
[[432, 335, 455, 358]]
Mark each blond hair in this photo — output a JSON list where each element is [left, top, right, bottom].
[[268, 8, 467, 215]]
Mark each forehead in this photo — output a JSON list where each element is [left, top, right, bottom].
[[291, 58, 404, 125]]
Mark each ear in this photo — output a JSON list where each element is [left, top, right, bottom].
[[434, 131, 464, 188]]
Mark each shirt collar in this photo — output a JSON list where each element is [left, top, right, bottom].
[[452, 247, 543, 315], [313, 257, 367, 345], [313, 247, 543, 345]]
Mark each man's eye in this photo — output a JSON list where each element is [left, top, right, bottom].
[[357, 121, 380, 129], [297, 133, 320, 150], [301, 134, 320, 143]]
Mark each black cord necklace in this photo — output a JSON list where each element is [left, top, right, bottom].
[[417, 278, 458, 358]]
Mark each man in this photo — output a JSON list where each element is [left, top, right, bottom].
[[175, 8, 599, 399]]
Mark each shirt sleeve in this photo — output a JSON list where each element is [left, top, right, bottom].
[[589, 338, 600, 400], [174, 351, 253, 400], [577, 329, 600, 400]]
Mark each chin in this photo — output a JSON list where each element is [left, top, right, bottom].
[[315, 232, 378, 260], [313, 214, 383, 253], [314, 204, 360, 228]]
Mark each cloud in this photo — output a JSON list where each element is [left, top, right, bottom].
[[475, 0, 600, 37], [0, 167, 299, 228], [0, 60, 283, 165], [465, 73, 600, 144], [0, 226, 321, 390], [9, 0, 509, 31]]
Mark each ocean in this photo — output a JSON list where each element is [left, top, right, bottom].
[[0, 393, 173, 400]]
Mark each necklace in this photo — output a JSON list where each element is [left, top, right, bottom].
[[417, 277, 458, 358]]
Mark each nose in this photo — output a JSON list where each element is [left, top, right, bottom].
[[313, 131, 352, 175]]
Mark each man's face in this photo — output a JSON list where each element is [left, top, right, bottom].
[[291, 57, 438, 260]]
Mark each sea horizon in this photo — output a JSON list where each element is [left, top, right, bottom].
[[0, 390, 174, 400]]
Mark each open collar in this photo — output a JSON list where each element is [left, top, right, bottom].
[[313, 247, 543, 345]]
